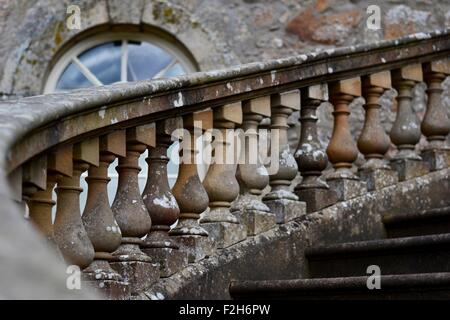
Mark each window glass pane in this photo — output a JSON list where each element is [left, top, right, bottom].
[[127, 42, 173, 81], [56, 61, 92, 91], [162, 62, 186, 78], [78, 42, 122, 85]]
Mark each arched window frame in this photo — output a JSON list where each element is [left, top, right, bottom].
[[44, 32, 198, 94]]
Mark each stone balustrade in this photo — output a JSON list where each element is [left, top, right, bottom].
[[1, 30, 449, 299]]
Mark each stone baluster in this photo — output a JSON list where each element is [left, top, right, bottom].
[[110, 125, 159, 294], [390, 64, 428, 181], [8, 167, 24, 214], [358, 71, 398, 190], [421, 59, 450, 171], [82, 131, 129, 299], [200, 102, 247, 248], [142, 118, 188, 276], [263, 90, 306, 223], [22, 154, 47, 204], [28, 145, 73, 243], [294, 84, 337, 212], [171, 110, 215, 262], [54, 138, 97, 270], [230, 96, 276, 235], [326, 77, 367, 200]]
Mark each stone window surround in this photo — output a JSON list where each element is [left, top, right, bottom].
[[44, 31, 198, 94]]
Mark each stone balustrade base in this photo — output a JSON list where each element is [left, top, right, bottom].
[[327, 178, 368, 201], [264, 199, 306, 224], [201, 222, 247, 249], [84, 279, 130, 300], [295, 188, 338, 213], [421, 149, 450, 172], [110, 261, 159, 295], [241, 209, 277, 236], [174, 235, 216, 263], [390, 158, 430, 181], [359, 167, 398, 191], [142, 247, 188, 278]]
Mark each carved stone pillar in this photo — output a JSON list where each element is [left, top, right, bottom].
[[200, 102, 247, 248], [28, 145, 73, 246], [171, 110, 216, 262], [421, 59, 450, 171], [326, 78, 367, 200], [230, 96, 276, 235], [110, 125, 160, 294], [294, 85, 338, 212], [263, 90, 306, 223], [390, 64, 429, 181], [82, 131, 130, 299], [358, 71, 398, 190], [54, 139, 97, 270], [142, 118, 188, 276]]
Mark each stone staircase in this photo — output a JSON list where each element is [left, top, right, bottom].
[[230, 206, 450, 299]]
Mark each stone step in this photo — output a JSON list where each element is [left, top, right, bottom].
[[383, 206, 450, 238], [306, 233, 450, 278], [229, 273, 450, 300]]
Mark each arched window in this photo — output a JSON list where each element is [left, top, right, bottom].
[[45, 32, 198, 210], [44, 32, 197, 93]]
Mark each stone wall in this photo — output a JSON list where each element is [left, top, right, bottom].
[[0, 0, 448, 96]]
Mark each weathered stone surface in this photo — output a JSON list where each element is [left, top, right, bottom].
[[295, 187, 338, 213], [390, 159, 430, 181], [264, 199, 306, 224], [421, 149, 450, 172], [384, 5, 433, 40], [286, 1, 362, 45], [240, 209, 277, 236], [327, 178, 367, 201], [359, 167, 399, 191], [175, 235, 216, 263], [201, 222, 247, 249], [84, 279, 130, 300], [142, 247, 188, 278], [110, 261, 159, 295]]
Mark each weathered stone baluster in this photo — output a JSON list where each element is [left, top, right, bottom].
[[390, 64, 428, 181], [22, 154, 47, 203], [294, 85, 337, 212], [358, 71, 398, 190], [110, 125, 159, 294], [28, 145, 73, 242], [231, 97, 276, 235], [142, 118, 188, 277], [54, 139, 97, 269], [263, 90, 306, 223], [7, 168, 23, 213], [171, 110, 215, 262], [326, 78, 367, 200], [82, 131, 129, 298], [200, 103, 247, 248], [421, 59, 450, 171]]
